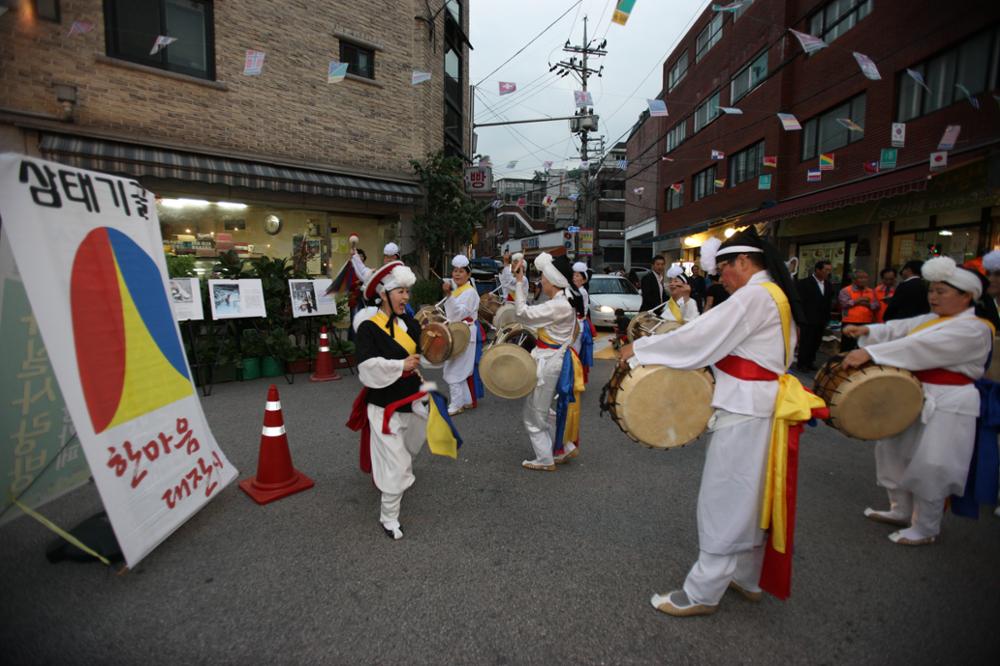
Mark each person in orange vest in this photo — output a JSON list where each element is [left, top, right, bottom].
[[874, 267, 897, 323], [838, 270, 879, 352]]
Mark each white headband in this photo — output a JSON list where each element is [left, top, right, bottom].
[[534, 252, 569, 289], [922, 256, 982, 299], [452, 254, 469, 268], [572, 261, 588, 274]]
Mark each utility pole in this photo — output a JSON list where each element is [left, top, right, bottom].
[[551, 15, 605, 262]]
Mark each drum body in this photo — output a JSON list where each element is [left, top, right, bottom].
[[627, 312, 664, 342], [495, 323, 536, 351], [492, 303, 518, 330], [448, 321, 471, 357], [420, 321, 453, 364], [478, 293, 504, 325], [602, 364, 714, 449], [813, 358, 923, 440], [415, 305, 447, 328]]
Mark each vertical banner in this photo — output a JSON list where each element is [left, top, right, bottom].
[[0, 154, 237, 567]]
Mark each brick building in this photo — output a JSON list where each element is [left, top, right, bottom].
[[626, 0, 1000, 285], [0, 0, 472, 275]]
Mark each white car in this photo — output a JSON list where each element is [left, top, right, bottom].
[[587, 274, 642, 328]]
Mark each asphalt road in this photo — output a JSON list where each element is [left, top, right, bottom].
[[2, 357, 999, 664]]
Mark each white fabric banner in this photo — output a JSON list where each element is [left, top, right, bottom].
[[0, 153, 237, 567]]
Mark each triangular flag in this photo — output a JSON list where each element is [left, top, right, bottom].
[[647, 99, 669, 117], [67, 20, 94, 37], [719, 106, 743, 115], [327, 61, 348, 83], [762, 155, 778, 168], [777, 113, 801, 131], [150, 35, 177, 56], [906, 68, 931, 93], [499, 81, 517, 95], [852, 52, 881, 80], [412, 71, 432, 85], [789, 29, 827, 54], [244, 50, 266, 76], [670, 182, 683, 193], [929, 151, 948, 170]]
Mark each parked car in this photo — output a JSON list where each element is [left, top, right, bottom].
[[469, 257, 501, 275], [587, 274, 642, 328]]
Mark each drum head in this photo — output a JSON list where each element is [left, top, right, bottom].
[[448, 321, 471, 357], [616, 366, 714, 449], [493, 303, 518, 330], [478, 293, 503, 325], [496, 324, 536, 351], [415, 305, 445, 327], [480, 343, 537, 399], [420, 321, 452, 364], [820, 363, 924, 440], [627, 312, 662, 342], [651, 320, 681, 336]]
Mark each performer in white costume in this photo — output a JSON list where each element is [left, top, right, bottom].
[[349, 260, 427, 540], [841, 256, 994, 545], [658, 265, 700, 323], [513, 252, 584, 470], [442, 254, 482, 416], [350, 241, 402, 284], [619, 227, 812, 617], [499, 252, 523, 302], [571, 261, 596, 384]]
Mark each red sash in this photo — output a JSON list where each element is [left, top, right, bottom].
[[715, 355, 779, 381], [346, 370, 417, 474], [914, 368, 973, 385]]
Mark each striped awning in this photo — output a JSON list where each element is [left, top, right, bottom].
[[39, 133, 423, 205]]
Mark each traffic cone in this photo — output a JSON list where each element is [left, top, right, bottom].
[[310, 325, 341, 382], [239, 384, 315, 505]]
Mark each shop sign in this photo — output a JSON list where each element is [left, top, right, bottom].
[[578, 229, 594, 254], [464, 166, 493, 194]]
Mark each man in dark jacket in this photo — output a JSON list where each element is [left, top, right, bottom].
[[795, 260, 834, 371], [883, 259, 930, 321], [640, 255, 667, 312]]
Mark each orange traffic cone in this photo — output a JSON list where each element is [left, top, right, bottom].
[[239, 384, 315, 505], [310, 325, 341, 382]]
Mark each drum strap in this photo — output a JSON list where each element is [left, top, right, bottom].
[[913, 369, 973, 385]]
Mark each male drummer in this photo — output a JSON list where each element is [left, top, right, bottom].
[[620, 227, 808, 617]]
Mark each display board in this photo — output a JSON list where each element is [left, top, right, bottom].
[[289, 279, 337, 318], [169, 278, 204, 321], [207, 279, 266, 319]]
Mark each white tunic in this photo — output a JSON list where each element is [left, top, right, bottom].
[[579, 285, 590, 319], [442, 282, 480, 384], [350, 253, 373, 284], [499, 265, 516, 300], [860, 308, 992, 499], [658, 296, 700, 324]]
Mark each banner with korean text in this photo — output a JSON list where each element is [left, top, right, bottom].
[[0, 153, 237, 567]]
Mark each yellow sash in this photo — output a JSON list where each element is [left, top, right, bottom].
[[758, 282, 827, 553], [451, 282, 473, 299], [370, 310, 417, 355], [666, 298, 683, 323], [908, 315, 996, 337]]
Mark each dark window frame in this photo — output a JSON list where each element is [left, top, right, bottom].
[[665, 185, 684, 211], [808, 0, 873, 43], [443, 6, 465, 154], [693, 91, 721, 133], [103, 0, 216, 81], [730, 51, 768, 103], [692, 165, 717, 202], [729, 140, 765, 186], [668, 51, 689, 92], [33, 0, 61, 22], [696, 13, 724, 63], [801, 93, 866, 161], [665, 120, 686, 153], [340, 40, 375, 80]]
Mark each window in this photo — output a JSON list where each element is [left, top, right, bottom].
[[666, 121, 686, 153], [445, 0, 461, 24], [665, 185, 683, 211], [693, 92, 720, 132], [731, 52, 768, 102], [729, 140, 765, 185], [801, 94, 866, 160], [104, 0, 214, 80], [809, 0, 872, 43], [33, 0, 60, 22], [668, 52, 689, 92], [696, 14, 723, 62], [443, 6, 465, 156], [340, 41, 374, 79], [693, 166, 717, 202], [898, 26, 1000, 122]]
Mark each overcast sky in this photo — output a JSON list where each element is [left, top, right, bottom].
[[469, 0, 709, 179]]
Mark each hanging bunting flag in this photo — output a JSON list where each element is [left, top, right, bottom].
[[758, 174, 773, 190], [647, 99, 669, 117], [244, 49, 266, 76], [412, 71, 432, 85], [616, 158, 628, 169], [670, 182, 684, 193], [712, 1, 751, 12], [713, 178, 727, 189], [891, 122, 906, 148], [491, 199, 503, 209], [711, 149, 725, 160], [580, 160, 590, 169], [543, 195, 554, 207], [516, 196, 527, 207], [929, 151, 948, 170], [852, 52, 881, 80], [506, 160, 518, 169], [836, 118, 864, 132], [819, 153, 835, 171], [863, 160, 880, 174], [150, 35, 177, 56], [954, 84, 980, 110], [789, 29, 827, 55], [569, 193, 579, 201], [762, 155, 778, 168], [67, 20, 94, 37], [938, 125, 961, 151], [612, 0, 637, 26], [543, 160, 553, 171], [906, 68, 931, 93], [879, 148, 898, 170], [633, 186, 645, 195], [328, 61, 348, 83], [719, 106, 744, 115], [777, 112, 802, 131], [499, 81, 517, 95], [806, 168, 822, 183], [574, 90, 593, 108], [661, 156, 675, 162]]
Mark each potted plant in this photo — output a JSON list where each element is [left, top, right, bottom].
[[262, 326, 293, 377], [330, 337, 356, 369], [241, 328, 266, 380]]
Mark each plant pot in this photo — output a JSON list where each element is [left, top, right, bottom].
[[242, 357, 262, 380], [262, 355, 285, 377], [286, 358, 312, 374]]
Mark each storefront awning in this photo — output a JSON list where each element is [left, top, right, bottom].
[[740, 163, 934, 225], [38, 133, 423, 205]]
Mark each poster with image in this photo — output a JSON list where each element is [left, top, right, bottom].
[[289, 279, 337, 318], [169, 278, 204, 321], [207, 279, 266, 319]]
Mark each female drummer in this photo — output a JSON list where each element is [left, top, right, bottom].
[[350, 261, 425, 540], [513, 252, 584, 470], [841, 256, 994, 545], [572, 261, 595, 383], [660, 266, 701, 324], [442, 254, 484, 416]]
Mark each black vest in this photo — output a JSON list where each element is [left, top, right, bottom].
[[355, 315, 423, 410]]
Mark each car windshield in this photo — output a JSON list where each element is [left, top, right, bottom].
[[588, 277, 638, 295]]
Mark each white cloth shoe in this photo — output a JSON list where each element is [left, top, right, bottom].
[[863, 507, 909, 527], [382, 523, 403, 540], [650, 590, 717, 617], [888, 527, 937, 546]]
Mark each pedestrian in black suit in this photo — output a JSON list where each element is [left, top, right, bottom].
[[883, 260, 930, 321], [795, 260, 834, 371], [640, 255, 667, 312]]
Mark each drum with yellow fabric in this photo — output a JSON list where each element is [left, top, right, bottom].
[[813, 357, 923, 440], [600, 364, 715, 449], [479, 324, 538, 399]]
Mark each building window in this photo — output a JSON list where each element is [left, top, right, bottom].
[[897, 26, 1000, 122], [809, 0, 872, 43], [668, 51, 689, 92], [729, 140, 765, 185], [696, 14, 724, 62], [801, 93, 866, 160], [731, 51, 768, 103], [443, 6, 465, 156], [445, 0, 461, 23], [693, 166, 717, 202], [33, 0, 60, 22], [693, 91, 720, 132], [666, 121, 686, 153], [104, 0, 215, 80], [340, 40, 374, 79], [666, 185, 684, 211]]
